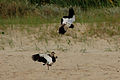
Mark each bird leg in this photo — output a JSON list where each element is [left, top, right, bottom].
[[47, 64, 49, 70]]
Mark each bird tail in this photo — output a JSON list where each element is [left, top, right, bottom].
[[32, 54, 40, 61]]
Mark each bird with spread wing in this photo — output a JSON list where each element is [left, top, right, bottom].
[[59, 8, 75, 34]]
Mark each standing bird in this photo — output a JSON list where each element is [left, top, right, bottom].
[[59, 8, 75, 34], [32, 52, 57, 70]]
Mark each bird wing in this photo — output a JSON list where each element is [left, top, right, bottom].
[[68, 8, 75, 18], [40, 54, 52, 64], [61, 8, 75, 26], [68, 15, 75, 24]]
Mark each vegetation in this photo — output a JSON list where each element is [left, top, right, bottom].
[[28, 0, 120, 7], [0, 0, 120, 39], [0, 0, 120, 22]]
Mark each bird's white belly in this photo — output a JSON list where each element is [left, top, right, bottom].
[[63, 18, 68, 24], [63, 16, 75, 26], [63, 18, 71, 26]]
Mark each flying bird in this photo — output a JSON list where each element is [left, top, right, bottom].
[[59, 8, 75, 34], [32, 52, 57, 70]]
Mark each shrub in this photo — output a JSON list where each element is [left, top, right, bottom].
[[0, 1, 30, 18]]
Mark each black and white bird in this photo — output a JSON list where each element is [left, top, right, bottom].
[[59, 8, 75, 34], [32, 52, 57, 70]]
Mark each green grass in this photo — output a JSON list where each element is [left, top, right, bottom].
[[0, 7, 120, 26], [0, 0, 120, 25], [29, 0, 120, 8], [0, 1, 120, 42]]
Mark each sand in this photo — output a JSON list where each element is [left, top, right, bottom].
[[0, 49, 120, 80], [0, 24, 120, 80]]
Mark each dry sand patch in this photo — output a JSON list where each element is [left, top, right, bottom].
[[0, 23, 120, 80]]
